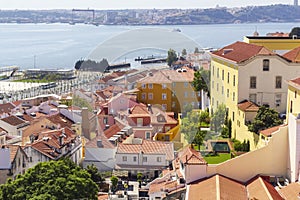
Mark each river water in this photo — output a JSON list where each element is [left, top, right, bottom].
[[0, 22, 299, 69]]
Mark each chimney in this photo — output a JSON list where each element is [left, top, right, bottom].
[[59, 135, 64, 146], [97, 140, 103, 148], [81, 107, 91, 140]]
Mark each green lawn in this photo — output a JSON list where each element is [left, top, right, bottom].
[[204, 153, 231, 164]]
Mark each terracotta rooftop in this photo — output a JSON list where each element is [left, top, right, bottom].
[[148, 179, 182, 195], [29, 127, 78, 160], [188, 174, 247, 200], [289, 77, 300, 90], [178, 146, 207, 165], [138, 70, 172, 84], [104, 122, 125, 139], [46, 113, 74, 128], [117, 140, 174, 161], [260, 124, 287, 137], [0, 102, 15, 114], [247, 176, 284, 200], [1, 115, 28, 126], [279, 182, 300, 200], [238, 100, 260, 112], [282, 46, 300, 63], [129, 104, 150, 117], [212, 41, 275, 63]]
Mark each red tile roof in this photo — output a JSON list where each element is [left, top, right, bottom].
[[290, 77, 300, 86], [0, 102, 16, 114], [1, 115, 28, 126], [279, 182, 300, 200], [117, 140, 174, 161], [260, 124, 287, 137], [104, 122, 125, 139], [46, 113, 74, 128], [247, 176, 284, 200], [238, 100, 259, 112], [212, 41, 274, 63], [188, 174, 247, 200], [282, 46, 300, 63], [178, 146, 207, 165]]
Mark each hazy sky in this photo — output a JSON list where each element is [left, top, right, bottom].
[[0, 0, 293, 10]]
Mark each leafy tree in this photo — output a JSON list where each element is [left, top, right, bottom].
[[86, 164, 104, 184], [181, 48, 187, 56], [211, 104, 226, 133], [181, 110, 207, 148], [137, 172, 143, 188], [110, 176, 118, 192], [0, 158, 98, 200], [194, 47, 200, 53], [74, 59, 84, 70], [289, 27, 300, 37], [192, 69, 210, 97], [167, 48, 177, 66], [248, 106, 283, 134]]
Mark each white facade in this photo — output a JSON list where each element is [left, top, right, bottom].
[[287, 113, 300, 182], [116, 152, 168, 167], [83, 147, 117, 171], [0, 120, 28, 136]]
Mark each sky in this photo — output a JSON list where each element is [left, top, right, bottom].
[[0, 0, 293, 10]]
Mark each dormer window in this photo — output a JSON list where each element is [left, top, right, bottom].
[[263, 59, 270, 71]]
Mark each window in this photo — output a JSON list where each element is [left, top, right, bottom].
[[103, 117, 108, 124], [162, 104, 167, 111], [233, 92, 235, 101], [263, 59, 270, 71], [233, 75, 236, 86], [275, 76, 282, 89], [141, 84, 146, 89], [143, 157, 147, 162], [198, 91, 201, 97], [133, 156, 137, 162], [162, 93, 167, 100], [295, 91, 297, 98], [217, 83, 219, 92], [227, 72, 230, 83], [249, 94, 257, 103], [184, 82, 189, 88], [222, 86, 224, 95], [148, 83, 153, 89], [172, 91, 176, 97], [290, 100, 293, 113], [191, 91, 195, 97], [222, 70, 224, 80], [275, 94, 281, 107], [122, 156, 127, 162], [141, 93, 146, 100], [145, 132, 151, 139], [172, 101, 176, 108], [157, 157, 162, 162], [172, 82, 176, 88], [250, 76, 256, 89], [162, 83, 167, 89], [184, 91, 188, 98], [212, 65, 215, 76], [212, 97, 214, 106], [137, 118, 143, 127], [227, 89, 229, 98], [232, 111, 235, 122], [148, 93, 153, 100], [217, 68, 219, 78]]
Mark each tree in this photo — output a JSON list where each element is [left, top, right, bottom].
[[211, 104, 226, 133], [248, 106, 283, 134], [74, 59, 84, 70], [137, 172, 143, 188], [167, 48, 177, 66], [192, 70, 210, 97], [0, 158, 98, 200], [181, 48, 187, 56], [181, 110, 207, 148], [289, 27, 300, 37], [86, 164, 104, 184], [194, 47, 200, 53], [110, 176, 118, 193]]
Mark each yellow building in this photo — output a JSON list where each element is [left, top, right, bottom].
[[137, 68, 200, 114], [210, 41, 300, 149], [244, 36, 300, 54], [287, 77, 300, 122]]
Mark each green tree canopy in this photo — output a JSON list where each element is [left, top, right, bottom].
[[211, 104, 227, 133], [181, 110, 207, 148], [0, 158, 98, 200], [181, 48, 187, 56], [192, 69, 210, 97], [289, 27, 300, 37], [167, 48, 177, 66], [248, 106, 283, 134]]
